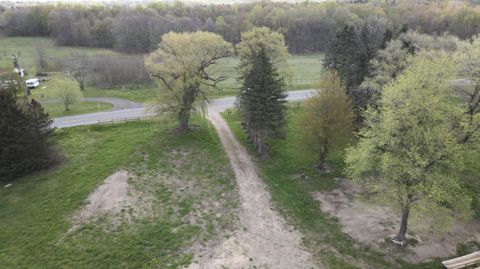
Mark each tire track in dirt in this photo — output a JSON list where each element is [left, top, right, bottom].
[[187, 108, 319, 269]]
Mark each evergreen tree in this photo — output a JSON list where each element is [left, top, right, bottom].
[[0, 88, 56, 181], [237, 46, 287, 157], [24, 99, 57, 170], [0, 88, 31, 180], [323, 20, 389, 94]]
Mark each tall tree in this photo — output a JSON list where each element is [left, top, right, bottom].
[[345, 56, 477, 244], [236, 27, 290, 77], [323, 18, 389, 93], [0, 87, 30, 180], [237, 46, 287, 156], [298, 71, 353, 171], [51, 81, 82, 111], [63, 53, 91, 91], [146, 31, 233, 132], [24, 99, 57, 170], [35, 42, 48, 75], [0, 87, 56, 181]]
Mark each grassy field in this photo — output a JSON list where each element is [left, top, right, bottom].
[[42, 101, 113, 117], [0, 118, 238, 268], [0, 37, 122, 71], [216, 54, 324, 96], [222, 105, 460, 269], [1, 37, 323, 104]]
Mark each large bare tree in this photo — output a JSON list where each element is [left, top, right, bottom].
[[63, 53, 91, 91]]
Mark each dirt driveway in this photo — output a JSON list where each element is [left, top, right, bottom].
[[187, 108, 319, 269]]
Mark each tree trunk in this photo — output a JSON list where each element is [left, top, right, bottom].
[[176, 85, 197, 132], [318, 152, 327, 170], [178, 108, 190, 132], [79, 80, 85, 91], [397, 207, 409, 242], [317, 141, 329, 170]]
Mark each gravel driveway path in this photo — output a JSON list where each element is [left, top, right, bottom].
[[186, 107, 320, 269]]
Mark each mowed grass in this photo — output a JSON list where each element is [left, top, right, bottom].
[[1, 37, 323, 104], [0, 118, 237, 268], [216, 54, 324, 96], [42, 101, 113, 117], [1, 37, 156, 105], [0, 37, 121, 71], [222, 105, 455, 269]]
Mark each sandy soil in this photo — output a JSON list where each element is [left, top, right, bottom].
[[70, 170, 145, 231], [313, 178, 480, 263], [186, 109, 319, 269]]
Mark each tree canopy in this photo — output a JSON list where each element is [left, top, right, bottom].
[[146, 31, 233, 132], [298, 71, 354, 171], [345, 56, 477, 243], [0, 87, 57, 181], [236, 27, 290, 73], [4, 1, 480, 54], [237, 46, 287, 157]]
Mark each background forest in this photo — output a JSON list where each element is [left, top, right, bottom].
[[1, 0, 480, 54]]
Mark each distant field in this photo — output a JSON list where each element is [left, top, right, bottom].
[[216, 54, 324, 96], [0, 119, 238, 268], [0, 37, 323, 105], [0, 37, 122, 71]]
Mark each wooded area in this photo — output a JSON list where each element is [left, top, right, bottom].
[[2, 0, 480, 54]]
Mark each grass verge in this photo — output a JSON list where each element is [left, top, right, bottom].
[[42, 101, 113, 117], [0, 117, 237, 268]]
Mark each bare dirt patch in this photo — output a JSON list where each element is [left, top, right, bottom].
[[70, 170, 148, 231], [186, 109, 319, 269], [312, 178, 480, 263]]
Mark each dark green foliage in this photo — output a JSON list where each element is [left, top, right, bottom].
[[323, 22, 389, 93], [323, 26, 364, 92], [237, 47, 287, 156], [0, 88, 57, 181]]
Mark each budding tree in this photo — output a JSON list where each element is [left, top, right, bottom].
[[298, 71, 353, 171], [346, 56, 477, 244], [146, 31, 233, 132]]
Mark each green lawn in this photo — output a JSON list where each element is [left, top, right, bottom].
[[222, 106, 450, 269], [0, 118, 238, 268], [216, 54, 324, 96], [0, 37, 122, 73], [84, 86, 157, 103], [42, 101, 113, 117], [1, 37, 323, 106]]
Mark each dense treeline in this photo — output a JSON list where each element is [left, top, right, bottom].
[[2, 0, 480, 54]]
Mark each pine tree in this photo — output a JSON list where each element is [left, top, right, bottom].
[[0, 88, 31, 180], [24, 99, 57, 171], [0, 88, 57, 181], [237, 46, 287, 157]]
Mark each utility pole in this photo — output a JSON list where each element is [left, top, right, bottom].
[[11, 54, 29, 105]]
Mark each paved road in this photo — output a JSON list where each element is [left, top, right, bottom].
[[53, 90, 315, 128], [83, 97, 143, 110]]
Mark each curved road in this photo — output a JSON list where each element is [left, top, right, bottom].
[[83, 97, 143, 110], [53, 90, 315, 128]]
